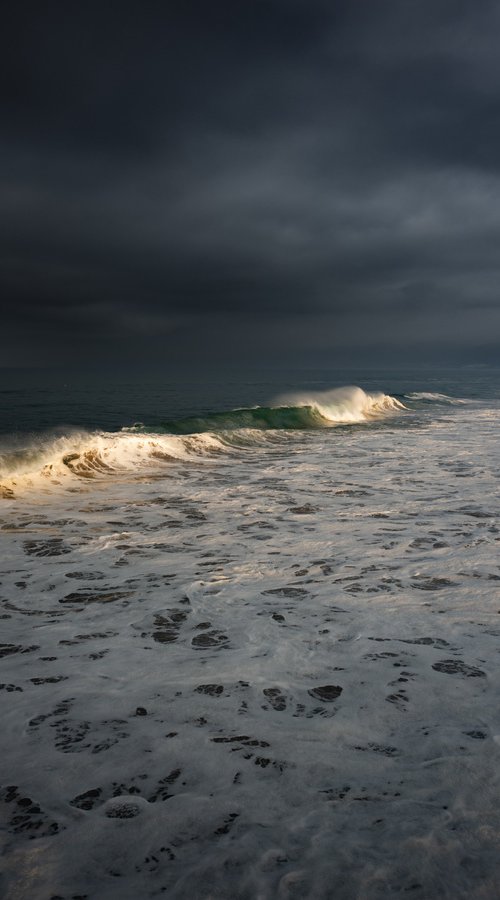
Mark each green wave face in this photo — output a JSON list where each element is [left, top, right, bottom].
[[156, 405, 330, 435]]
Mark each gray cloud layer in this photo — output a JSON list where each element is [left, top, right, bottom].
[[2, 0, 500, 366]]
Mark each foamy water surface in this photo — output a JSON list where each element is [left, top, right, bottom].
[[1, 383, 500, 898]]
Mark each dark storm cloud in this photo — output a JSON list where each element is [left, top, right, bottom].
[[2, 0, 500, 366]]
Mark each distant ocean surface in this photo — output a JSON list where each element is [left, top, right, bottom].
[[1, 365, 500, 436], [1, 365, 500, 899]]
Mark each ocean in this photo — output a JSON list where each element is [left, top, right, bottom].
[[1, 366, 500, 899]]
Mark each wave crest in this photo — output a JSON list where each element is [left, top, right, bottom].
[[0, 430, 227, 495], [404, 392, 466, 405], [146, 387, 405, 435], [273, 386, 405, 424], [0, 386, 405, 496]]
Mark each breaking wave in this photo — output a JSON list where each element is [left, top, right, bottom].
[[0, 431, 228, 496], [0, 386, 404, 496], [404, 392, 467, 405], [134, 386, 405, 435]]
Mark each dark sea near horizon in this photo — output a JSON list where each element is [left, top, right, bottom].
[[1, 363, 499, 438]]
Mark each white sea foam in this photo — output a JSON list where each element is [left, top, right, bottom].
[[0, 430, 231, 495], [274, 385, 406, 422]]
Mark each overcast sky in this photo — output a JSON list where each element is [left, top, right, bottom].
[[2, 0, 500, 369]]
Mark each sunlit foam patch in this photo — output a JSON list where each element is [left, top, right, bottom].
[[0, 429, 232, 496], [272, 385, 406, 424], [62, 450, 114, 478]]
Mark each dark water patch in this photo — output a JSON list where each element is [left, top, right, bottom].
[[237, 520, 276, 532], [409, 537, 438, 548], [378, 576, 404, 589], [399, 637, 450, 648], [214, 812, 240, 835], [3, 598, 63, 618], [184, 509, 207, 521], [29, 700, 132, 754], [263, 687, 287, 711], [291, 698, 337, 718], [0, 683, 23, 692], [89, 649, 109, 660], [152, 628, 179, 644], [60, 590, 134, 605], [146, 609, 189, 644], [460, 570, 500, 582], [320, 785, 351, 801], [197, 558, 234, 566], [59, 631, 118, 645], [459, 507, 495, 519], [354, 743, 399, 757], [65, 571, 105, 580], [54, 720, 91, 753], [364, 652, 399, 660], [262, 587, 309, 598], [195, 684, 224, 696], [386, 690, 409, 710], [432, 660, 486, 677], [2, 514, 49, 526], [92, 721, 131, 755], [308, 685, 343, 702], [335, 489, 370, 497], [149, 768, 182, 803], [29, 697, 73, 728], [192, 630, 229, 649], [411, 577, 456, 591], [70, 787, 103, 810], [211, 735, 270, 748], [111, 778, 148, 798], [30, 676, 68, 685], [23, 538, 72, 557], [0, 785, 61, 838], [288, 504, 318, 514], [0, 643, 39, 657], [464, 730, 487, 740]]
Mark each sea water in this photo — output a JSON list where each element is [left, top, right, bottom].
[[1, 367, 500, 899]]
